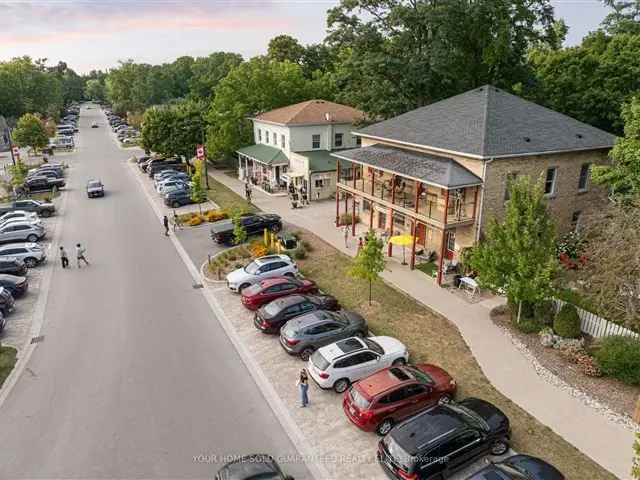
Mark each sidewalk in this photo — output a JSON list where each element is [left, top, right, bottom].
[[211, 170, 635, 480]]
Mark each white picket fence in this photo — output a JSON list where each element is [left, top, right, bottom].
[[553, 298, 640, 340]]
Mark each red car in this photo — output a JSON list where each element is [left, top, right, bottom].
[[343, 363, 456, 436], [240, 276, 318, 310]]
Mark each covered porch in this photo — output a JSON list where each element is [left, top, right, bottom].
[[237, 144, 289, 194]]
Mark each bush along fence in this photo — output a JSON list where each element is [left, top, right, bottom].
[[553, 298, 639, 340]]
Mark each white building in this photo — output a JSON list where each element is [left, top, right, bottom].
[[237, 100, 366, 200]]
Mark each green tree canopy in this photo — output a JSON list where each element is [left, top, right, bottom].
[[188, 52, 243, 100], [84, 79, 107, 102], [326, 0, 558, 119], [12, 113, 49, 152], [602, 0, 640, 35], [349, 230, 385, 305], [469, 176, 557, 319], [268, 35, 306, 64]]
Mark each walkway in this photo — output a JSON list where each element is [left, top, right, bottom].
[[211, 170, 635, 480]]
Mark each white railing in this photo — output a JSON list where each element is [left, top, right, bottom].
[[553, 298, 640, 340]]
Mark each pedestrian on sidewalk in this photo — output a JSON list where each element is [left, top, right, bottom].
[[296, 369, 309, 407], [357, 237, 363, 253], [163, 215, 170, 236], [59, 246, 69, 268], [343, 224, 350, 248], [76, 243, 89, 268], [173, 210, 182, 231]]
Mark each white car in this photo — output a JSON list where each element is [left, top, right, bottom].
[[0, 217, 43, 230], [307, 336, 409, 393], [157, 181, 191, 195], [0, 211, 38, 224], [156, 179, 188, 193], [226, 255, 298, 292], [0, 243, 46, 268]]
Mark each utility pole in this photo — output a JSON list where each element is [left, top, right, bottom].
[[5, 126, 16, 167]]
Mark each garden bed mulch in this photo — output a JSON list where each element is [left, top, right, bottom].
[[491, 310, 639, 424]]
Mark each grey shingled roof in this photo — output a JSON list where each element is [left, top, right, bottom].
[[332, 144, 482, 189], [357, 86, 616, 158]]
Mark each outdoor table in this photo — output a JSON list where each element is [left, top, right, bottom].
[[458, 276, 479, 298]]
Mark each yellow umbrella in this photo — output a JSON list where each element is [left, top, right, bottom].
[[389, 234, 415, 265]]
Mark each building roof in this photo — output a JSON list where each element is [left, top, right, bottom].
[[252, 100, 366, 126], [357, 85, 617, 159], [237, 144, 289, 166], [296, 150, 338, 173], [332, 144, 482, 189]]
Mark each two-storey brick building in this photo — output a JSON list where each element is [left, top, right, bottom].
[[237, 100, 365, 200], [332, 85, 616, 284]]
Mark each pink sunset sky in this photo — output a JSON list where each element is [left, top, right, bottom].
[[0, 0, 613, 73]]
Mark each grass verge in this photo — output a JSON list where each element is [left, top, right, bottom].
[[0, 345, 18, 389], [295, 230, 617, 480], [206, 174, 259, 213]]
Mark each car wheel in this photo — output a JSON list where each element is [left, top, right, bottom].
[[490, 439, 509, 456], [24, 257, 37, 268], [333, 378, 350, 393], [26, 234, 38, 243], [172, 201, 181, 208], [355, 330, 366, 338], [238, 283, 251, 293], [40, 210, 51, 218], [376, 418, 394, 436], [438, 394, 452, 405], [392, 358, 406, 366], [299, 347, 315, 361], [284, 272, 295, 278]]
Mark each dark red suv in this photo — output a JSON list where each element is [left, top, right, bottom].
[[343, 363, 456, 435], [240, 276, 317, 310]]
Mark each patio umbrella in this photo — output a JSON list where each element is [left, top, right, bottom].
[[389, 234, 415, 265]]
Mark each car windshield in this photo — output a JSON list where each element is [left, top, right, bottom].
[[446, 403, 490, 431], [362, 338, 384, 355], [405, 366, 435, 385], [310, 350, 330, 371], [263, 300, 283, 316], [244, 283, 262, 295], [88, 182, 101, 188], [244, 261, 260, 275], [350, 388, 371, 410], [382, 435, 416, 472]]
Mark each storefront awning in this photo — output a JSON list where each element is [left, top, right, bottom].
[[237, 144, 289, 166]]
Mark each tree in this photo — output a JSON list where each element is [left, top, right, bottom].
[[188, 52, 243, 100], [327, 0, 558, 119], [602, 0, 640, 35], [268, 35, 306, 64], [349, 230, 385, 305], [232, 209, 248, 245], [592, 96, 640, 198], [12, 113, 48, 153], [469, 176, 557, 321], [8, 161, 28, 189], [190, 159, 207, 211], [140, 106, 175, 155], [205, 57, 316, 161], [84, 79, 106, 102]]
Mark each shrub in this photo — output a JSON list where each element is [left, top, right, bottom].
[[553, 304, 581, 338], [534, 300, 555, 326], [339, 213, 360, 225], [188, 216, 203, 226], [249, 240, 268, 258], [515, 319, 543, 334], [293, 246, 307, 260], [594, 336, 640, 385], [204, 210, 227, 222], [301, 240, 314, 252]]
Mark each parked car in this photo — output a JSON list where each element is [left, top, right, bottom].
[[466, 454, 564, 480], [0, 310, 5, 332], [211, 214, 282, 245], [27, 170, 64, 183], [135, 155, 150, 165], [0, 258, 27, 276], [0, 243, 45, 268], [0, 287, 15, 316], [159, 183, 190, 196], [377, 398, 511, 480], [0, 211, 38, 224], [241, 277, 318, 310], [23, 175, 65, 192], [157, 179, 189, 194], [147, 160, 186, 177], [0, 274, 28, 298], [29, 164, 64, 176], [164, 189, 194, 208], [154, 169, 186, 181], [0, 222, 45, 243], [226, 255, 297, 292], [343, 363, 457, 435], [214, 454, 293, 480], [255, 294, 340, 334], [0, 216, 43, 231], [0, 199, 55, 217], [280, 311, 369, 361], [154, 172, 189, 186], [86, 180, 105, 198]]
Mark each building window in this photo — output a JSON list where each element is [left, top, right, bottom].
[[335, 133, 343, 148], [446, 230, 456, 252], [314, 178, 325, 188], [571, 211, 582, 231], [312, 134, 321, 149], [265, 131, 270, 144], [578, 163, 590, 192], [257, 129, 262, 142], [504, 172, 518, 201], [544, 167, 557, 196], [281, 134, 285, 149], [273, 132, 277, 146], [393, 212, 405, 228], [356, 136, 362, 146]]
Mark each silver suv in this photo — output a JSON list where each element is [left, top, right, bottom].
[[0, 221, 45, 243], [0, 243, 46, 267]]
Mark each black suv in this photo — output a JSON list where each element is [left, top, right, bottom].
[[0, 287, 15, 316], [164, 189, 193, 208], [210, 213, 282, 244], [0, 258, 27, 276], [378, 398, 510, 480]]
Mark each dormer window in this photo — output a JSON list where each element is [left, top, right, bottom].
[[265, 131, 270, 144], [257, 129, 262, 143]]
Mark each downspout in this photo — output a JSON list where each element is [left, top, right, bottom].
[[475, 157, 494, 242]]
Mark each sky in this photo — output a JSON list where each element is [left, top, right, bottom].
[[0, 0, 613, 74]]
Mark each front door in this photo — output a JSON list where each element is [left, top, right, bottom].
[[415, 223, 426, 246], [275, 166, 280, 183], [445, 230, 456, 260]]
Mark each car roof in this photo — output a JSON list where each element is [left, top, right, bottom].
[[267, 294, 306, 309], [294, 310, 336, 328], [0, 243, 34, 250], [390, 405, 466, 455], [1, 220, 33, 226], [356, 366, 416, 397], [321, 336, 366, 361], [255, 254, 291, 265]]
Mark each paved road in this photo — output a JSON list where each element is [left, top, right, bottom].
[[0, 106, 311, 479]]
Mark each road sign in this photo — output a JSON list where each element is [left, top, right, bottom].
[[196, 144, 205, 160]]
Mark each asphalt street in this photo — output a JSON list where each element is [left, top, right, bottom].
[[0, 106, 311, 479]]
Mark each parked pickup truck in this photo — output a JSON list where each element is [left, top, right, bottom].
[[210, 213, 282, 245], [0, 199, 56, 218], [23, 176, 65, 193]]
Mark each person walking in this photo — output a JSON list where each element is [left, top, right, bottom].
[[296, 369, 309, 407], [59, 246, 69, 269], [343, 224, 350, 248], [173, 210, 182, 232], [357, 237, 364, 253], [76, 243, 89, 268], [163, 215, 170, 236]]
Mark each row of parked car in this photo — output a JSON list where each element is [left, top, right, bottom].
[[133, 155, 196, 208], [17, 162, 66, 194], [104, 109, 140, 143], [47, 105, 79, 151], [219, 244, 565, 480]]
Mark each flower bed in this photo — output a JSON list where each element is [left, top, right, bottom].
[[179, 209, 228, 226]]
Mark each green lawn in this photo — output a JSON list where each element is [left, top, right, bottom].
[[0, 345, 17, 389], [206, 174, 259, 213], [416, 261, 437, 277]]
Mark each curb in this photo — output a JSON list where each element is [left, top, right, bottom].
[[127, 160, 330, 480], [200, 259, 227, 286]]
